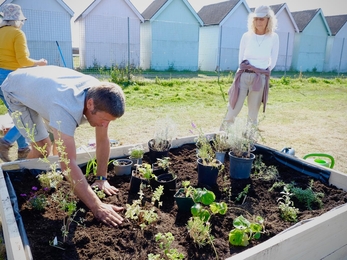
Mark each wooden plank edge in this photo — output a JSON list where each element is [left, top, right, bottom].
[[0, 167, 28, 260]]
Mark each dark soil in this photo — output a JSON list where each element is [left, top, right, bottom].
[[7, 144, 347, 260]]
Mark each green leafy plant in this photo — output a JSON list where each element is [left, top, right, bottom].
[[92, 186, 106, 199], [156, 157, 171, 171], [134, 163, 156, 181], [252, 155, 279, 181], [148, 232, 185, 260], [187, 217, 213, 248], [85, 157, 114, 177], [277, 186, 299, 222], [37, 169, 64, 190], [268, 180, 286, 192], [212, 132, 229, 152], [20, 186, 48, 211], [85, 157, 98, 177], [235, 184, 250, 204], [125, 185, 164, 230], [224, 118, 259, 158], [129, 144, 145, 159], [228, 215, 264, 246], [289, 180, 324, 210], [186, 187, 227, 260], [191, 122, 223, 168]]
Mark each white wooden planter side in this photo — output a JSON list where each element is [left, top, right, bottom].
[[0, 167, 29, 260]]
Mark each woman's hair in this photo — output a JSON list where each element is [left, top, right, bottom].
[[86, 82, 125, 118], [247, 8, 278, 34], [0, 20, 23, 28]]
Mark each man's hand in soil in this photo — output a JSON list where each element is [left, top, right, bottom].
[[92, 180, 119, 196], [93, 203, 124, 227]]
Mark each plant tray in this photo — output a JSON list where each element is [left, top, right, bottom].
[[0, 135, 346, 260]]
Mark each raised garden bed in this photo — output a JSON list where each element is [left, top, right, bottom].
[[1, 136, 347, 260]]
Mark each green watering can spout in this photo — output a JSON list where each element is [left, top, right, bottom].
[[303, 153, 335, 169]]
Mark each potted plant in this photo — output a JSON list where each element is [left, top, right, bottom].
[[193, 124, 223, 188], [152, 156, 170, 176], [113, 158, 133, 176], [148, 117, 177, 163], [225, 118, 259, 179], [129, 163, 156, 193], [128, 144, 145, 167], [151, 157, 177, 196], [173, 180, 195, 212], [212, 132, 230, 164]]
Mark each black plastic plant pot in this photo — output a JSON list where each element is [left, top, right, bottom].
[[129, 174, 149, 193], [152, 163, 169, 176], [151, 173, 177, 196], [148, 139, 171, 163], [174, 188, 194, 213]]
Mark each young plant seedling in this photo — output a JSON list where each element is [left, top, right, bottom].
[[187, 188, 227, 260], [277, 186, 299, 222], [288, 179, 324, 210], [148, 232, 185, 260], [228, 215, 264, 246], [235, 184, 250, 204], [125, 184, 164, 230]]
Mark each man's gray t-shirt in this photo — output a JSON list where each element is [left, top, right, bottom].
[[2, 65, 101, 136]]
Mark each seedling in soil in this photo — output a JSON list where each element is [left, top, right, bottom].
[[289, 179, 324, 210], [125, 184, 164, 230], [235, 184, 250, 204], [148, 232, 185, 260], [277, 186, 299, 222], [268, 180, 286, 191], [228, 215, 264, 246], [92, 186, 106, 199], [187, 188, 227, 260], [252, 155, 279, 181], [38, 169, 64, 190]]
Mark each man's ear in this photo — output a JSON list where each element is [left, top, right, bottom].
[[86, 98, 94, 110]]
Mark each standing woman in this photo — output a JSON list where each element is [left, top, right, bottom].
[[0, 3, 47, 162], [220, 5, 279, 130]]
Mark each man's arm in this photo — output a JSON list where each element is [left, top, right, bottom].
[[54, 129, 123, 226], [92, 126, 119, 195]]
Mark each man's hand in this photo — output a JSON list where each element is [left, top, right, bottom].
[[91, 180, 119, 196], [93, 203, 124, 227]]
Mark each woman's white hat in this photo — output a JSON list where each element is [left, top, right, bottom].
[[254, 5, 271, 18], [0, 4, 26, 21]]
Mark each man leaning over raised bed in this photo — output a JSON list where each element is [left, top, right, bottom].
[[1, 65, 125, 227]]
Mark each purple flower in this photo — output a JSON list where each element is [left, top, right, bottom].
[[32, 186, 38, 191], [20, 194, 27, 197], [191, 122, 196, 129]]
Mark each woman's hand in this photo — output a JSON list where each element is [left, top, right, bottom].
[[35, 58, 47, 66]]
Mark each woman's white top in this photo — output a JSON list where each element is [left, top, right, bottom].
[[239, 31, 279, 70]]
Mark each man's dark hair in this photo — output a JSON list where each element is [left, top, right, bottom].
[[86, 83, 125, 118]]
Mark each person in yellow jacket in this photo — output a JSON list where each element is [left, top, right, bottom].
[[0, 3, 47, 162]]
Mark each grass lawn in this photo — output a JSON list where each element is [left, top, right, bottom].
[[1, 71, 346, 173]]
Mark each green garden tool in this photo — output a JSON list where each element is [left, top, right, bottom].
[[303, 153, 335, 169]]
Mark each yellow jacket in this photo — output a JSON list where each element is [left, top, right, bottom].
[[0, 26, 35, 70]]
